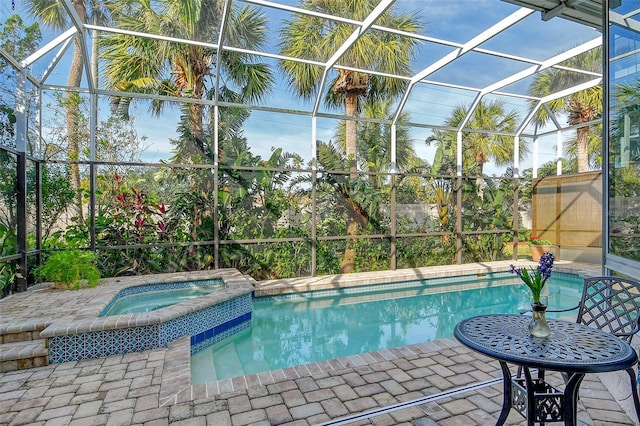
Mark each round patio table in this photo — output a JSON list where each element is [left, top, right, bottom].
[[454, 314, 639, 426]]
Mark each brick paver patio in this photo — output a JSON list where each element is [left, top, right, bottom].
[[1, 336, 637, 425]]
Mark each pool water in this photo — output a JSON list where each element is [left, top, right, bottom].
[[190, 273, 583, 384], [102, 285, 224, 316]]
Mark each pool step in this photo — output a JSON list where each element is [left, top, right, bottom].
[[0, 339, 49, 372], [0, 321, 49, 373]]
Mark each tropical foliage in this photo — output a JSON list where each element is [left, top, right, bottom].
[[34, 249, 100, 290], [2, 1, 607, 297], [101, 0, 273, 161]]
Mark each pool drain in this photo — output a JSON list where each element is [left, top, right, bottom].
[[419, 401, 444, 415]]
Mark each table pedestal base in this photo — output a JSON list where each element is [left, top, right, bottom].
[[496, 362, 584, 426], [512, 377, 563, 423], [454, 315, 639, 426]]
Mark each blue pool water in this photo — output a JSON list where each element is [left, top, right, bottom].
[[101, 282, 225, 316], [190, 272, 583, 384]]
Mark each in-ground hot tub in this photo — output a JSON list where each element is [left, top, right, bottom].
[[40, 269, 255, 364], [99, 279, 226, 316]]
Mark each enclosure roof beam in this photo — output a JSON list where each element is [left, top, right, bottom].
[[540, 77, 601, 103], [0, 46, 39, 86], [515, 76, 598, 135], [247, 0, 570, 70], [526, 117, 601, 139], [480, 36, 601, 95], [0, 46, 21, 69], [392, 7, 533, 125], [60, 0, 95, 92], [542, 104, 564, 129], [246, 0, 360, 25], [20, 27, 77, 68], [39, 37, 74, 85], [84, 6, 595, 112], [91, 20, 553, 105], [411, 7, 533, 84], [320, 0, 393, 71], [516, 104, 542, 136], [541, 0, 568, 21], [86, 24, 309, 74], [610, 9, 640, 32], [456, 94, 484, 132], [86, 24, 220, 50], [86, 23, 325, 69], [213, 0, 233, 105], [75, 86, 391, 125]]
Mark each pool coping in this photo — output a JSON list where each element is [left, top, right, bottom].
[[160, 335, 466, 406], [252, 259, 601, 296]]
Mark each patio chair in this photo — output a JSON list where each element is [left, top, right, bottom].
[[567, 276, 640, 344], [519, 276, 640, 422]]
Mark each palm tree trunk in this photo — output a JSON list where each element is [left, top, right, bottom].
[[67, 0, 87, 222], [345, 94, 358, 178], [65, 90, 82, 222], [189, 103, 207, 156], [188, 101, 208, 247], [475, 155, 484, 199], [577, 126, 589, 172], [341, 93, 360, 273]]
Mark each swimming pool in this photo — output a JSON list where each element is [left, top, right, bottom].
[[191, 272, 583, 384]]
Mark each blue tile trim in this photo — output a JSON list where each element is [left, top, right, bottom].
[[48, 324, 160, 363], [256, 274, 499, 301], [48, 292, 251, 364], [191, 321, 252, 355], [158, 293, 252, 346], [190, 312, 252, 348]]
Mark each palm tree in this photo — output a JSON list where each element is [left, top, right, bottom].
[[26, 0, 111, 221], [279, 1, 420, 272], [564, 123, 602, 171], [316, 99, 421, 230], [279, 0, 421, 176], [427, 99, 524, 192], [335, 98, 421, 187], [528, 47, 602, 173], [100, 0, 273, 162]]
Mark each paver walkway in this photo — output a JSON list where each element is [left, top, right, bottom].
[[0, 336, 636, 425]]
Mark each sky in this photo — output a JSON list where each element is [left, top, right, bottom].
[[2, 0, 601, 174]]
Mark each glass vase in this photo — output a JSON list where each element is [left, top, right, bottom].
[[529, 302, 551, 338]]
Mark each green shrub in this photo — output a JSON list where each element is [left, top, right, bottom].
[[35, 250, 101, 290]]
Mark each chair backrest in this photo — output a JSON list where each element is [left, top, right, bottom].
[[576, 276, 640, 343]]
